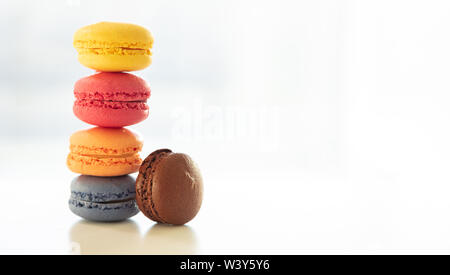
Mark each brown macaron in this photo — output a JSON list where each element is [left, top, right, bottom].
[[136, 149, 203, 225]]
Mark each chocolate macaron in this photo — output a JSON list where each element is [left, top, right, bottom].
[[136, 149, 203, 225]]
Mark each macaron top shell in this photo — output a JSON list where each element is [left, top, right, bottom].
[[153, 153, 204, 225], [70, 127, 143, 157], [74, 72, 151, 102], [136, 149, 204, 225], [73, 22, 153, 50]]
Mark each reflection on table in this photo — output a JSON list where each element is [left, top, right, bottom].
[[70, 220, 197, 255]]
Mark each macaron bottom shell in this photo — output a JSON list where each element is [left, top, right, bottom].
[[77, 54, 151, 72], [69, 199, 139, 222], [67, 153, 141, 177]]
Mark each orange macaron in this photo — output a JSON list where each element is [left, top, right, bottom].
[[67, 127, 143, 176]]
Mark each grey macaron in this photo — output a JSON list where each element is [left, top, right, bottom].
[[69, 175, 140, 222]]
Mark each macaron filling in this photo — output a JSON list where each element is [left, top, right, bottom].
[[70, 199, 136, 208], [74, 40, 152, 51], [68, 152, 142, 166], [70, 144, 142, 157], [74, 91, 150, 102], [70, 190, 136, 203], [74, 38, 152, 56], [74, 98, 149, 111], [76, 47, 151, 57]]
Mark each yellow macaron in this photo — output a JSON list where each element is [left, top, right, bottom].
[[73, 22, 153, 72], [67, 127, 143, 177]]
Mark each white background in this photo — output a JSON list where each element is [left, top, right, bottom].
[[1, 0, 450, 254]]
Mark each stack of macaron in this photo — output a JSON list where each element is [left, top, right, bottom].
[[67, 22, 153, 222], [67, 21, 204, 226]]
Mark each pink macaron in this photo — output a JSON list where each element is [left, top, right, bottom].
[[73, 72, 150, 127]]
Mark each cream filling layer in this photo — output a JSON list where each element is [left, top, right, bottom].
[[68, 152, 142, 166], [76, 47, 151, 56], [74, 40, 152, 49], [70, 145, 142, 157]]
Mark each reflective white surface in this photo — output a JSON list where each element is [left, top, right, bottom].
[[2, 0, 450, 254]]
